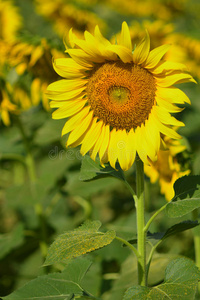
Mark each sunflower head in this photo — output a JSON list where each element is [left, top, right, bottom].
[[47, 22, 195, 171]]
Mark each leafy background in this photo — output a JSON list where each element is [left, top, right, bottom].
[[0, 0, 200, 299]]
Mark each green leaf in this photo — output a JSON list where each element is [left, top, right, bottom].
[[79, 155, 125, 182], [2, 258, 92, 300], [147, 220, 199, 243], [123, 257, 200, 300], [0, 223, 24, 259], [44, 220, 116, 266], [166, 175, 200, 218]]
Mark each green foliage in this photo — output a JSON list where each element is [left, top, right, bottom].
[[166, 176, 200, 218], [0, 224, 24, 260], [80, 155, 126, 182], [2, 258, 93, 300], [123, 258, 200, 300], [44, 220, 116, 266], [1, 0, 200, 298], [147, 220, 199, 243]]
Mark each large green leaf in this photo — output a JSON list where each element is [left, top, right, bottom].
[[2, 258, 92, 300], [123, 257, 200, 300], [166, 175, 200, 218], [79, 155, 125, 182], [44, 220, 116, 266]]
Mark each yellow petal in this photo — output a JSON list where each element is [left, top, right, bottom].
[[126, 129, 136, 169], [67, 110, 94, 146], [31, 78, 41, 106], [47, 87, 85, 101], [72, 38, 105, 62], [142, 124, 157, 162], [135, 126, 149, 165], [108, 128, 119, 169], [53, 58, 85, 78], [66, 48, 94, 67], [152, 61, 188, 75], [144, 115, 160, 157], [106, 45, 133, 63], [156, 72, 196, 87], [68, 28, 77, 48], [144, 164, 159, 183], [119, 22, 132, 51], [50, 98, 84, 108], [133, 30, 150, 65], [29, 46, 44, 67], [80, 119, 103, 156], [99, 124, 110, 164], [52, 99, 87, 119], [156, 96, 184, 113], [47, 79, 86, 93], [154, 106, 185, 127], [145, 44, 171, 69], [94, 26, 111, 47], [117, 129, 136, 171], [90, 122, 106, 161], [116, 129, 129, 171], [1, 109, 11, 126], [62, 106, 90, 136], [151, 109, 181, 139], [156, 86, 191, 105], [84, 31, 102, 53]]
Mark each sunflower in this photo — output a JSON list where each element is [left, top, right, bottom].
[[0, 84, 18, 126], [144, 135, 190, 201], [47, 22, 195, 171], [0, 0, 22, 42]]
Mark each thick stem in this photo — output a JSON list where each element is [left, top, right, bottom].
[[135, 156, 147, 286]]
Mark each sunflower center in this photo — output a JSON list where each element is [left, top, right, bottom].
[[87, 61, 156, 131], [109, 86, 130, 104]]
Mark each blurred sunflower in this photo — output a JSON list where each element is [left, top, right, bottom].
[[0, 0, 22, 42], [9, 38, 64, 111], [47, 22, 195, 171], [102, 0, 188, 21], [34, 0, 105, 38], [144, 135, 190, 201], [0, 80, 32, 126], [0, 85, 18, 126]]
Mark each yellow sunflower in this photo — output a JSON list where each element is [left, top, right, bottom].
[[47, 22, 195, 171], [0, 0, 22, 42], [144, 135, 190, 201], [0, 85, 18, 126]]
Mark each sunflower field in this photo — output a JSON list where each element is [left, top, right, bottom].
[[1, 0, 200, 299]]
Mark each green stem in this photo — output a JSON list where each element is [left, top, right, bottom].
[[124, 180, 137, 205], [144, 203, 168, 234], [115, 236, 140, 258], [135, 156, 147, 286], [146, 241, 161, 277]]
